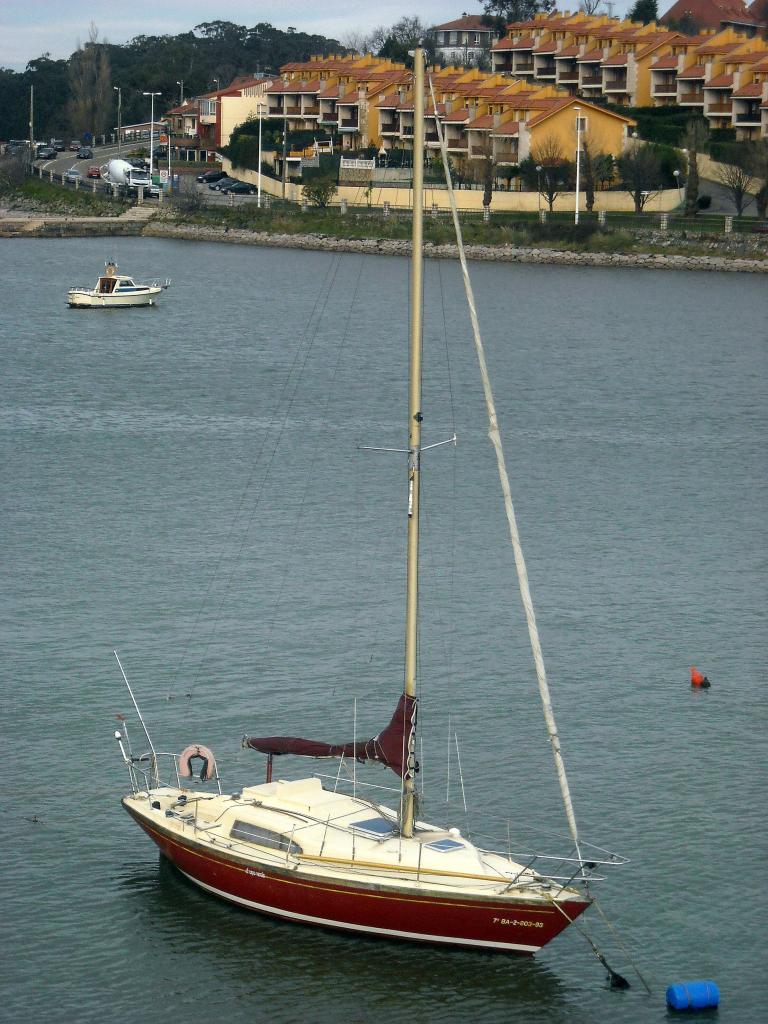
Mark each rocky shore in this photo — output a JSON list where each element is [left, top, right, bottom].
[[143, 221, 768, 273], [3, 204, 766, 272]]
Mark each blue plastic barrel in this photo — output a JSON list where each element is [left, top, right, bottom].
[[666, 980, 720, 1011]]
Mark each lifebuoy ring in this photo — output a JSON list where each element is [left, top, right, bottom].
[[178, 743, 217, 781]]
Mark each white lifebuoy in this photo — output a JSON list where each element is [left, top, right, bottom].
[[178, 744, 217, 781]]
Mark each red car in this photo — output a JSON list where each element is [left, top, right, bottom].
[[87, 165, 101, 179]]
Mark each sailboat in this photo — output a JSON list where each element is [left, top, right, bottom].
[[115, 49, 625, 956]]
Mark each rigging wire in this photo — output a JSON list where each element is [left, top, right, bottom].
[[258, 253, 365, 662], [427, 70, 584, 867], [180, 251, 345, 692]]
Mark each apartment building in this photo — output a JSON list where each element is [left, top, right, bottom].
[[491, 11, 768, 138], [271, 56, 634, 172], [432, 14, 500, 66]]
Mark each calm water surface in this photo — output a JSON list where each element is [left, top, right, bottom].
[[1, 237, 766, 1023]]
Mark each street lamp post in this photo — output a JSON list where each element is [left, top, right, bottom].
[[673, 168, 682, 207], [143, 91, 161, 185], [574, 104, 581, 225], [176, 80, 184, 105], [536, 164, 542, 212], [113, 86, 122, 154], [257, 100, 263, 208]]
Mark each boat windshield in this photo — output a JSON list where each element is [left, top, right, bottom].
[[98, 277, 116, 294]]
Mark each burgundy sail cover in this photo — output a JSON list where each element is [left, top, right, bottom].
[[245, 692, 417, 778]]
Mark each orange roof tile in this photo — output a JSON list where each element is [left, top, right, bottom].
[[651, 55, 680, 69], [578, 49, 604, 62], [603, 53, 629, 66], [678, 64, 706, 78], [704, 73, 734, 87], [732, 82, 763, 96], [492, 120, 520, 136]]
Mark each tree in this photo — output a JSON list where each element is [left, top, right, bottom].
[[302, 175, 337, 207], [665, 14, 700, 35], [579, 1, 603, 13], [628, 0, 658, 24], [682, 119, 709, 216], [67, 23, 111, 138], [715, 147, 756, 217], [481, 1, 556, 32], [748, 140, 768, 220], [520, 137, 574, 212], [580, 137, 607, 212], [377, 17, 435, 65], [617, 140, 663, 213]]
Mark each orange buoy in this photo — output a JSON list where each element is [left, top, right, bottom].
[[690, 666, 711, 688]]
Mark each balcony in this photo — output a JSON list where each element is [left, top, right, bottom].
[[286, 105, 302, 115], [653, 80, 677, 96], [536, 62, 556, 77], [514, 62, 534, 73], [494, 149, 518, 163], [303, 106, 319, 115], [679, 92, 703, 104], [735, 110, 761, 124], [380, 122, 399, 135], [339, 117, 359, 129], [581, 75, 603, 87], [604, 77, 627, 92], [707, 102, 732, 114], [558, 72, 579, 83]]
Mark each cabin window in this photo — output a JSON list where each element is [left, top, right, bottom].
[[349, 817, 397, 839], [230, 820, 303, 855], [426, 839, 464, 852]]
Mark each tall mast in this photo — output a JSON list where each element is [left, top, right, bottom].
[[401, 46, 425, 839]]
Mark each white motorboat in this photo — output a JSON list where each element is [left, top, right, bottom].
[[68, 261, 170, 308]]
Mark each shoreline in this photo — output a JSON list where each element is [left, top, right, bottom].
[[2, 209, 767, 272], [143, 222, 768, 273]]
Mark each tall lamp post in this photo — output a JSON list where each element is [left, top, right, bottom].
[[176, 80, 184, 105], [143, 91, 161, 182], [536, 163, 542, 213], [574, 104, 581, 225], [114, 86, 122, 154], [257, 97, 263, 208], [673, 168, 682, 207]]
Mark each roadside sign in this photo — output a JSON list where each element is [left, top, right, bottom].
[[159, 134, 168, 144], [159, 169, 169, 182]]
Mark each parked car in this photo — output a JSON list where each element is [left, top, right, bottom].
[[209, 177, 238, 191], [77, 146, 93, 159], [196, 168, 226, 183], [50, 139, 65, 151], [70, 140, 82, 151], [36, 145, 57, 160], [87, 165, 101, 179], [220, 181, 258, 195], [64, 168, 82, 183]]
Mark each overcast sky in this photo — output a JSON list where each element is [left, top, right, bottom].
[[2, 1, 635, 71]]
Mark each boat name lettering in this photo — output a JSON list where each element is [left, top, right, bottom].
[[245, 868, 266, 878]]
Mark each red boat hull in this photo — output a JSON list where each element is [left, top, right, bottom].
[[126, 806, 589, 953]]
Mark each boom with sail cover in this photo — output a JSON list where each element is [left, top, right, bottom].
[[244, 692, 417, 778]]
